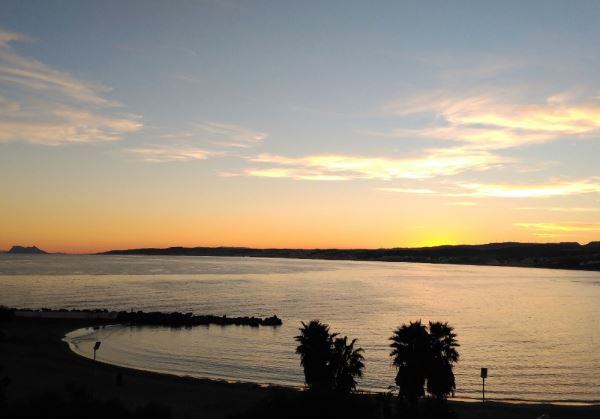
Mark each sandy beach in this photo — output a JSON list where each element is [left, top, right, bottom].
[[1, 317, 599, 419]]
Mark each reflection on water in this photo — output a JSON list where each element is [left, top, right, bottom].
[[2, 254, 600, 402]]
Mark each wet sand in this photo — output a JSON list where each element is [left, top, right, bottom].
[[1, 317, 599, 419]]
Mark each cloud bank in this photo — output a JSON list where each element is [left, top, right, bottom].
[[126, 146, 220, 162], [384, 91, 600, 150], [241, 147, 505, 181], [129, 121, 267, 162], [0, 29, 142, 145]]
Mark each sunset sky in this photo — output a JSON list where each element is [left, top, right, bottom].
[[1, 1, 600, 253]]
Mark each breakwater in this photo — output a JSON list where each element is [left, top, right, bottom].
[[10, 308, 282, 327]]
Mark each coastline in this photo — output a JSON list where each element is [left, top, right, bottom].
[[65, 324, 600, 407], [1, 317, 278, 419], [2, 318, 600, 418], [96, 242, 600, 272], [4, 250, 600, 273]]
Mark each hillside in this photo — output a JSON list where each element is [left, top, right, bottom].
[[100, 242, 600, 271]]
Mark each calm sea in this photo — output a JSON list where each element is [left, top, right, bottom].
[[1, 254, 599, 403]]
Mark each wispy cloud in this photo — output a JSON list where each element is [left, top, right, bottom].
[[455, 178, 600, 198], [240, 147, 505, 181], [0, 33, 114, 106], [446, 201, 478, 206], [384, 91, 600, 150], [171, 74, 204, 85], [0, 29, 142, 145], [515, 222, 600, 233], [378, 187, 437, 194], [515, 207, 600, 212], [383, 50, 519, 82], [126, 146, 220, 162], [0, 108, 141, 145], [378, 178, 600, 199], [244, 167, 349, 181], [192, 121, 268, 148], [130, 121, 267, 164], [0, 95, 20, 113], [0, 29, 30, 47]]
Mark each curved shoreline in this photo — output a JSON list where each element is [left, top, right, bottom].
[[1, 317, 282, 419], [3, 317, 600, 418], [64, 324, 600, 407], [64, 324, 305, 391]]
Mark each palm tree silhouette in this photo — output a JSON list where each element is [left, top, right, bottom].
[[295, 320, 365, 394], [331, 336, 365, 394], [389, 320, 430, 405], [427, 321, 459, 401], [390, 320, 460, 405], [295, 320, 337, 391]]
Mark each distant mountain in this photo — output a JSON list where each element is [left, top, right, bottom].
[[7, 245, 47, 254], [100, 242, 600, 271]]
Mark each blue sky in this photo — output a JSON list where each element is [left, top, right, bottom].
[[1, 1, 600, 251]]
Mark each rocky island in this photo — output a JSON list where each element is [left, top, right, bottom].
[[6, 245, 47, 254]]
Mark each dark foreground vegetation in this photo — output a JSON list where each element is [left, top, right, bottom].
[[390, 321, 459, 406], [295, 320, 365, 394], [1, 386, 171, 419], [0, 384, 454, 419], [230, 390, 381, 419], [284, 319, 460, 418], [230, 390, 461, 419], [100, 241, 600, 271]]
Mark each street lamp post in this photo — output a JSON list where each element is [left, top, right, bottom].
[[480, 368, 488, 403], [93, 341, 101, 361]]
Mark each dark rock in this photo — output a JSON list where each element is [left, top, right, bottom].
[[7, 245, 47, 254]]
